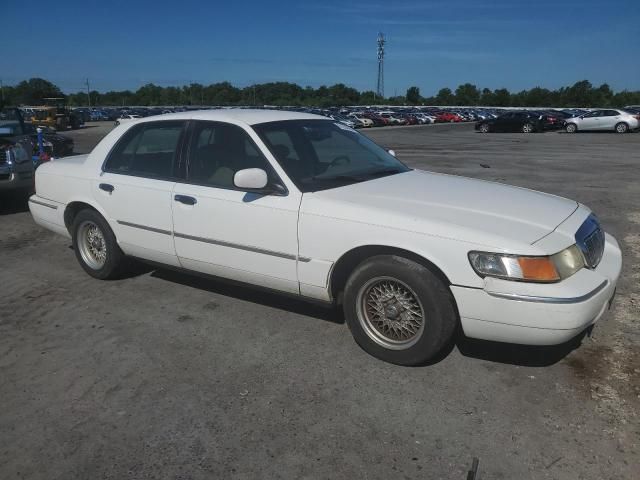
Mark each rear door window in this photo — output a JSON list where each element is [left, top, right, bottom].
[[104, 121, 185, 179]]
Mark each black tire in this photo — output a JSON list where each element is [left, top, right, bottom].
[[566, 123, 577, 133], [615, 122, 628, 134], [522, 123, 534, 133], [71, 209, 126, 279], [479, 123, 490, 133], [343, 255, 457, 365]]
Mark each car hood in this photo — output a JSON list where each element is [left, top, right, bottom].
[[302, 169, 579, 251]]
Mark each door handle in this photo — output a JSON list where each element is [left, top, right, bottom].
[[174, 194, 197, 205], [99, 183, 114, 193]]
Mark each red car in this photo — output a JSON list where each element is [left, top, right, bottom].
[[435, 112, 464, 123], [401, 114, 419, 125]]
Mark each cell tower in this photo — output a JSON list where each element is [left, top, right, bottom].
[[376, 32, 385, 98]]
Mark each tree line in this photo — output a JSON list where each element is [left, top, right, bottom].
[[2, 77, 639, 108]]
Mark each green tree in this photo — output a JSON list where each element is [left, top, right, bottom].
[[6, 77, 640, 109], [522, 87, 552, 107], [454, 83, 480, 105], [12, 78, 63, 105], [564, 80, 594, 107], [434, 88, 454, 105], [406, 86, 421, 105], [479, 88, 494, 105], [492, 88, 511, 107]]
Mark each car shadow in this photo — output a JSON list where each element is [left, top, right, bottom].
[[0, 193, 30, 215], [455, 331, 587, 367], [101, 261, 587, 366], [149, 267, 342, 325]]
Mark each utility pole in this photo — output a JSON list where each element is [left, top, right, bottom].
[[85, 78, 91, 107]]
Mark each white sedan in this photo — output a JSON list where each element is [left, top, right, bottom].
[[565, 109, 639, 133], [29, 110, 621, 365]]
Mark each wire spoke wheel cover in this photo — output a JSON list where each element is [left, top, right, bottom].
[[77, 220, 107, 269], [356, 276, 426, 350]]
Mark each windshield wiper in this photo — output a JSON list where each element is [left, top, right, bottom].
[[358, 167, 405, 179], [307, 168, 405, 184], [308, 174, 364, 182]]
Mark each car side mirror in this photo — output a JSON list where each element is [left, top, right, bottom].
[[388, 149, 396, 157], [234, 168, 268, 190]]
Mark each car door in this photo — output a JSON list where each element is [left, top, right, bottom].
[[579, 110, 602, 131], [493, 113, 512, 132], [92, 120, 186, 267], [599, 110, 620, 130], [171, 120, 301, 294]]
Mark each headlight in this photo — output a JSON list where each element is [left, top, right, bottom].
[[469, 244, 585, 283], [3, 148, 13, 165]]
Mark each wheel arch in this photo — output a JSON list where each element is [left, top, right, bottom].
[[615, 121, 629, 132], [329, 244, 453, 302], [63, 199, 110, 234]]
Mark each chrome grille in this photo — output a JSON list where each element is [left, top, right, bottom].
[[575, 215, 605, 268]]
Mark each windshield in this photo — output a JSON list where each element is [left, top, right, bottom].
[[254, 120, 410, 192], [0, 109, 23, 135]]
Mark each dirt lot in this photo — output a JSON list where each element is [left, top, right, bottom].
[[1, 121, 638, 479]]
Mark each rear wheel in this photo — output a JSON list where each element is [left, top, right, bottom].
[[566, 123, 577, 133], [343, 255, 457, 365], [479, 123, 490, 133], [522, 123, 534, 133], [72, 209, 126, 279], [615, 122, 628, 134]]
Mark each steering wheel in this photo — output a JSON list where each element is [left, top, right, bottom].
[[330, 155, 351, 167]]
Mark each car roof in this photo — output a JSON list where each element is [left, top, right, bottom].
[[134, 108, 327, 126]]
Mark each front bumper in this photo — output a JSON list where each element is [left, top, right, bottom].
[[452, 233, 622, 345], [0, 168, 34, 191]]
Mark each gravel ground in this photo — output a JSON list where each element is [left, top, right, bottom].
[[0, 121, 638, 479]]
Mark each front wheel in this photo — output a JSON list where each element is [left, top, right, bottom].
[[479, 123, 490, 133], [615, 122, 629, 134], [522, 123, 534, 133], [566, 123, 577, 133], [343, 255, 457, 365], [72, 209, 126, 279]]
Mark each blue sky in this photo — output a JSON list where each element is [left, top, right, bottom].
[[2, 0, 638, 95]]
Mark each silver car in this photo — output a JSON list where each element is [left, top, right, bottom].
[[565, 109, 640, 133]]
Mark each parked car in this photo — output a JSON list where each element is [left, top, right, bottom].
[[376, 112, 406, 125], [0, 108, 35, 194], [565, 109, 640, 133], [114, 114, 142, 126], [330, 114, 357, 129], [361, 113, 389, 126], [476, 111, 547, 133], [348, 114, 374, 127], [435, 112, 463, 123], [0, 108, 35, 192], [23, 124, 74, 157], [29, 110, 621, 365]]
